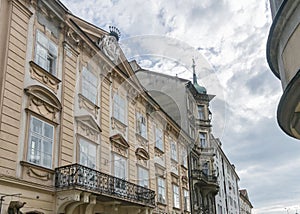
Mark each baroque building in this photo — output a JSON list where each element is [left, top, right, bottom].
[[267, 0, 300, 139], [211, 136, 241, 214], [239, 189, 253, 214], [0, 0, 192, 213], [135, 60, 219, 214]]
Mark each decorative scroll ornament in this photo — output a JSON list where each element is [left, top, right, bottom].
[[97, 26, 121, 64]]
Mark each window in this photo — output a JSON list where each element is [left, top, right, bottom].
[[35, 30, 58, 75], [157, 177, 166, 204], [113, 93, 125, 123], [199, 132, 207, 147], [181, 148, 187, 167], [173, 184, 180, 209], [183, 189, 190, 211], [202, 162, 209, 175], [170, 141, 177, 161], [136, 112, 147, 138], [27, 116, 54, 168], [189, 124, 195, 139], [82, 67, 98, 104], [138, 166, 149, 188], [113, 154, 126, 179], [79, 138, 96, 169], [155, 126, 163, 151], [198, 105, 205, 120]]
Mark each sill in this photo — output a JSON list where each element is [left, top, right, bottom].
[[181, 164, 188, 170], [20, 161, 54, 181], [20, 161, 54, 173], [135, 133, 148, 142], [157, 201, 167, 206], [154, 146, 164, 154], [173, 207, 181, 211], [29, 61, 61, 93]]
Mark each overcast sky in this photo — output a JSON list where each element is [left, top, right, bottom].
[[61, 0, 300, 213]]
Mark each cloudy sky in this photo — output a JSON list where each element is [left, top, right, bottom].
[[61, 0, 300, 213]]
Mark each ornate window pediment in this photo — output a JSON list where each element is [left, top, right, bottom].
[[110, 133, 129, 149], [25, 85, 61, 123], [75, 115, 101, 142], [135, 148, 150, 160]]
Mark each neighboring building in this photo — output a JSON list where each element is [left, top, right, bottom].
[[0, 0, 192, 213], [239, 189, 253, 214], [211, 136, 240, 214], [267, 0, 300, 139], [135, 59, 219, 214]]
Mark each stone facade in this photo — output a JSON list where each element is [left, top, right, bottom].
[[0, 0, 191, 213]]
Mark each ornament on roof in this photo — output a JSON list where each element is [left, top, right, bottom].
[[97, 26, 121, 64]]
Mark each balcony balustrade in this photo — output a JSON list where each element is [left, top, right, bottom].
[[191, 169, 218, 184], [55, 164, 155, 207]]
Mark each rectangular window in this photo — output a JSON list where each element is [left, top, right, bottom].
[[79, 138, 96, 169], [113, 93, 125, 123], [199, 132, 207, 147], [170, 141, 177, 161], [28, 116, 54, 168], [198, 105, 205, 120], [113, 154, 126, 179], [157, 177, 166, 204], [183, 189, 190, 211], [35, 30, 58, 75], [202, 162, 209, 175], [181, 148, 187, 167], [136, 112, 147, 138], [82, 67, 98, 104], [173, 184, 180, 209], [138, 166, 149, 188], [155, 126, 163, 151]]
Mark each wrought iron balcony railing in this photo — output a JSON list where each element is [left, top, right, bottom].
[[55, 164, 155, 207], [191, 169, 218, 184]]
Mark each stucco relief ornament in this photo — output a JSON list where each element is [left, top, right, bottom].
[[97, 26, 121, 64]]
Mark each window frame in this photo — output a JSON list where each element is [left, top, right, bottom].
[[173, 184, 180, 209], [113, 93, 126, 124], [198, 105, 205, 120], [155, 126, 164, 151], [136, 112, 147, 138], [157, 177, 166, 204], [199, 132, 207, 148], [78, 137, 97, 169], [170, 141, 178, 162], [137, 166, 149, 188], [27, 115, 54, 169], [81, 66, 98, 105], [113, 153, 127, 180], [34, 30, 58, 75], [183, 189, 190, 211]]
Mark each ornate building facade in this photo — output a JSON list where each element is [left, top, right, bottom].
[[239, 189, 253, 214], [0, 0, 192, 213], [267, 0, 300, 139], [135, 60, 219, 214]]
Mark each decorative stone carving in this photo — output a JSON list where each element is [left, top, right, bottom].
[[25, 85, 61, 123], [171, 160, 179, 175], [97, 35, 120, 64], [29, 61, 61, 93], [154, 148, 165, 167], [110, 134, 129, 157], [78, 94, 100, 118], [75, 115, 101, 143], [135, 133, 148, 151], [111, 117, 127, 137]]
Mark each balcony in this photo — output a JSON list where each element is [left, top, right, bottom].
[[55, 164, 155, 207], [191, 169, 219, 195]]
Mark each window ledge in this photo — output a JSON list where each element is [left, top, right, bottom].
[[154, 146, 164, 154], [20, 161, 54, 181], [29, 61, 61, 93]]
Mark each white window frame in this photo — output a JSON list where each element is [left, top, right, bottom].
[[183, 189, 190, 211], [173, 184, 180, 209], [170, 141, 178, 161], [138, 166, 149, 188], [82, 67, 98, 104], [79, 138, 96, 169], [35, 30, 58, 75], [113, 93, 126, 124], [157, 177, 166, 204], [155, 126, 163, 151], [27, 116, 54, 168], [136, 112, 147, 138], [113, 153, 127, 193], [199, 132, 207, 147]]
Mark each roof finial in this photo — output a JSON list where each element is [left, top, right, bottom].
[[192, 58, 197, 84]]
